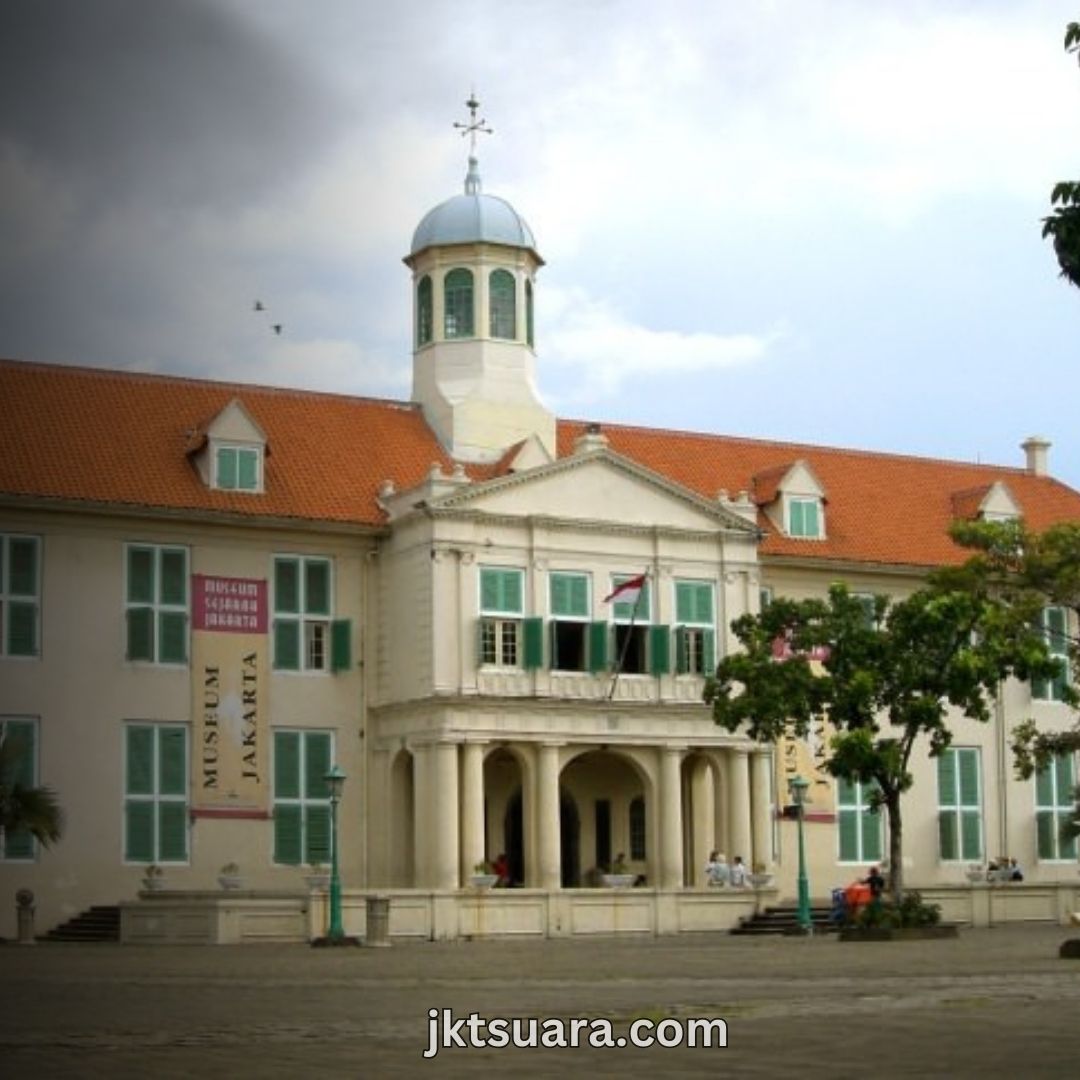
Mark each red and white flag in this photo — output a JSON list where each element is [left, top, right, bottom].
[[604, 573, 647, 605]]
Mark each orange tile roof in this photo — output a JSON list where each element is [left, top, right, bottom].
[[3, 359, 1080, 567], [557, 420, 1080, 569]]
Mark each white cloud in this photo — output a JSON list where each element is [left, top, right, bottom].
[[541, 286, 779, 403]]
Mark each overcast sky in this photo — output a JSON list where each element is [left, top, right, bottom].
[[2, 0, 1079, 486]]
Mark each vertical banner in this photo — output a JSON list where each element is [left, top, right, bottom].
[[190, 575, 269, 817], [777, 715, 837, 819]]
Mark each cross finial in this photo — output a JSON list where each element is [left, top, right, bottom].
[[453, 92, 493, 156]]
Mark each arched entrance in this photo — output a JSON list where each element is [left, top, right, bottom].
[[504, 787, 580, 887]]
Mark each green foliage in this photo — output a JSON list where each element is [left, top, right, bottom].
[[705, 577, 1054, 901], [0, 732, 64, 848], [851, 891, 941, 930], [1045, 24, 1080, 289]]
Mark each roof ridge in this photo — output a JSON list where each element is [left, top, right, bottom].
[[0, 357, 419, 412]]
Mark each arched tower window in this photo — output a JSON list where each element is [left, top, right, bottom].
[[489, 269, 516, 340], [525, 279, 534, 348], [444, 268, 474, 339], [416, 275, 433, 346]]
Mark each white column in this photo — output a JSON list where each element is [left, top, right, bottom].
[[659, 746, 685, 889], [537, 742, 561, 890], [751, 750, 773, 870], [728, 747, 753, 867], [412, 744, 431, 887], [460, 741, 486, 883], [432, 741, 460, 890], [690, 759, 714, 886]]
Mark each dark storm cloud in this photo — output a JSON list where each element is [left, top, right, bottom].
[[0, 0, 347, 211]]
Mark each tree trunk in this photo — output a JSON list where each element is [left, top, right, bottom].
[[886, 792, 904, 905]]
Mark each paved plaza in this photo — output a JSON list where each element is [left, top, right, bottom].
[[2, 924, 1080, 1078]]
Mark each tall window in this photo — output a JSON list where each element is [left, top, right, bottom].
[[126, 544, 188, 664], [273, 556, 332, 672], [1, 534, 40, 658], [1036, 754, 1078, 861], [444, 268, 474, 338], [1033, 606, 1069, 702], [610, 575, 665, 676], [0, 718, 38, 859], [787, 497, 822, 538], [550, 571, 590, 672], [215, 445, 260, 492], [479, 567, 539, 668], [837, 777, 882, 863], [937, 748, 982, 862], [629, 795, 646, 861], [489, 269, 516, 339], [124, 723, 188, 863], [525, 279, 534, 347], [675, 580, 715, 675], [273, 729, 332, 865], [417, 274, 433, 345]]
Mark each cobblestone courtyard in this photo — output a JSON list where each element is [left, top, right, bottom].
[[3, 925, 1080, 1078]]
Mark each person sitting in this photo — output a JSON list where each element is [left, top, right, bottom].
[[492, 852, 510, 887], [704, 850, 730, 886], [1009, 857, 1024, 882], [729, 855, 749, 888]]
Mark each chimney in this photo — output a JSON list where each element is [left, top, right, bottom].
[[573, 422, 609, 455], [1021, 436, 1051, 477]]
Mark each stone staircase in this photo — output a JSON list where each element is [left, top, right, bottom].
[[730, 902, 840, 936], [41, 905, 121, 943]]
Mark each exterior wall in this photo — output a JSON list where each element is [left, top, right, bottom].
[[0, 505, 370, 939]]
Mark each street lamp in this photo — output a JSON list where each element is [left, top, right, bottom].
[[325, 763, 347, 942], [788, 774, 812, 935]]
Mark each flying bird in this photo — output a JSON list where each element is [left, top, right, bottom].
[[272, 324, 283, 336], [254, 300, 265, 312]]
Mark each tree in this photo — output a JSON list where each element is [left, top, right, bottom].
[[946, 519, 1080, 776], [1043, 23, 1080, 289], [704, 582, 1056, 904], [0, 730, 63, 853]]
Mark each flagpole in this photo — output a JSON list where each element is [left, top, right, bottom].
[[607, 569, 649, 701]]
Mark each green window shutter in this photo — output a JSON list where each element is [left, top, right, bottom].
[[127, 607, 154, 661], [444, 267, 474, 338], [4, 824, 34, 859], [1062, 827, 1078, 861], [838, 809, 859, 862], [503, 570, 523, 614], [804, 501, 820, 537], [305, 804, 332, 864], [125, 802, 155, 862], [159, 612, 187, 664], [675, 583, 693, 625], [489, 268, 516, 339], [274, 731, 301, 800], [7, 602, 37, 656], [938, 811, 958, 861], [274, 804, 303, 865], [649, 624, 670, 675], [837, 776, 856, 805], [275, 558, 299, 614], [482, 568, 522, 614], [960, 810, 981, 861], [1036, 810, 1056, 859], [588, 621, 609, 673], [128, 547, 154, 604], [217, 447, 237, 489], [613, 579, 649, 621], [1055, 755, 1075, 805], [305, 732, 332, 800], [126, 726, 154, 795], [551, 573, 569, 616], [958, 750, 979, 806], [862, 809, 882, 862], [551, 573, 587, 617], [480, 569, 500, 612], [158, 802, 188, 862], [158, 728, 186, 796], [9, 537, 37, 595], [4, 721, 34, 786], [159, 548, 186, 606], [702, 629, 716, 674], [331, 619, 352, 673], [1035, 763, 1054, 807], [675, 626, 689, 674], [523, 616, 544, 669], [237, 449, 258, 490], [305, 559, 330, 616], [937, 752, 958, 807], [273, 619, 300, 671]]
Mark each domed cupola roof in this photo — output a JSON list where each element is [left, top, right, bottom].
[[410, 156, 541, 262]]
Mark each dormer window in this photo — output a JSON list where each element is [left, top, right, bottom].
[[214, 444, 262, 492], [787, 496, 822, 538]]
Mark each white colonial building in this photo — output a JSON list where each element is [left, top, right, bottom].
[[1, 144, 1079, 942]]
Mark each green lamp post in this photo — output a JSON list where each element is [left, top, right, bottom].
[[789, 773, 813, 935], [325, 763, 347, 941]]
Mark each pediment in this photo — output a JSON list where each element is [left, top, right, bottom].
[[205, 398, 267, 444], [430, 449, 759, 534]]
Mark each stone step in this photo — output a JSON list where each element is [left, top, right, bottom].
[[41, 905, 121, 943]]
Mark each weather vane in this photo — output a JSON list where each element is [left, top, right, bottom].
[[453, 92, 493, 156]]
